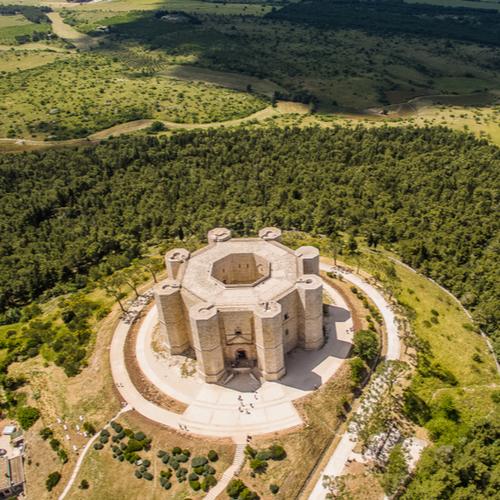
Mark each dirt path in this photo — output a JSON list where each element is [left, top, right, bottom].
[[47, 12, 100, 50], [0, 101, 308, 150]]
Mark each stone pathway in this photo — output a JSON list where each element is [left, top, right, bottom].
[[204, 437, 247, 500], [308, 264, 402, 499]]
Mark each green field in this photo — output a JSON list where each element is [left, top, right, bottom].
[[0, 54, 266, 139], [0, 13, 50, 43]]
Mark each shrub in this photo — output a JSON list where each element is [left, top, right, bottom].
[[227, 479, 246, 498], [162, 480, 172, 489], [255, 450, 271, 461], [99, 435, 109, 444], [46, 472, 61, 491], [134, 431, 146, 441], [143, 472, 153, 481], [269, 444, 287, 460], [176, 453, 188, 462], [170, 459, 179, 470], [189, 479, 201, 491], [79, 479, 89, 490], [40, 427, 53, 440], [207, 449, 219, 462], [172, 446, 182, 455], [124, 428, 134, 437], [194, 465, 205, 475], [110, 421, 123, 433], [353, 330, 379, 364], [349, 357, 367, 385], [250, 457, 267, 473], [58, 449, 68, 463], [206, 464, 215, 475], [50, 438, 60, 451], [93, 443, 103, 450], [177, 467, 188, 477], [149, 121, 166, 133], [100, 429, 110, 438], [83, 422, 96, 435], [162, 454, 170, 464], [142, 459, 151, 467], [191, 456, 208, 468], [126, 439, 143, 453], [157, 450, 166, 458], [17, 406, 40, 430], [182, 448, 191, 457], [134, 470, 142, 479], [244, 445, 256, 458], [270, 483, 280, 494], [189, 472, 199, 481], [160, 469, 172, 479]]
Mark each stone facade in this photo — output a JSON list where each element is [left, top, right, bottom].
[[154, 227, 323, 383]]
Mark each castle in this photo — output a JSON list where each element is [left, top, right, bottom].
[[154, 227, 324, 383]]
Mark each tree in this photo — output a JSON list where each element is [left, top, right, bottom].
[[322, 474, 353, 499], [79, 479, 89, 489], [46, 471, 61, 491], [346, 234, 358, 255], [139, 257, 161, 283], [349, 357, 366, 385], [120, 268, 143, 299], [101, 275, 128, 313], [17, 405, 40, 429], [352, 330, 379, 364], [381, 444, 408, 495]]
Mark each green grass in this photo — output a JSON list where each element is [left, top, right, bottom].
[[0, 48, 70, 72], [0, 53, 266, 139], [0, 13, 50, 43]]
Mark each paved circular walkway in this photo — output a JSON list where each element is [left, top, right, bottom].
[[110, 278, 353, 438]]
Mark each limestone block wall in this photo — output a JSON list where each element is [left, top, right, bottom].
[[295, 246, 320, 276], [189, 303, 225, 383], [254, 301, 286, 381], [154, 280, 189, 355], [297, 274, 324, 350], [277, 289, 300, 353], [220, 310, 256, 360]]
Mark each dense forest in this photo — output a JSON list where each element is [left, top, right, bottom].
[[0, 127, 498, 357], [268, 0, 500, 46]]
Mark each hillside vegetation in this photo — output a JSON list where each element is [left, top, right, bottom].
[[0, 127, 498, 356]]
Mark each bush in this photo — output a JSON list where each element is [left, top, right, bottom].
[[269, 444, 287, 460], [349, 357, 367, 385], [162, 454, 170, 464], [46, 471, 61, 491], [79, 479, 89, 490], [100, 429, 110, 438], [148, 121, 166, 133], [191, 456, 208, 468], [40, 427, 53, 440], [134, 470, 142, 479], [93, 442, 104, 450], [169, 459, 179, 470], [189, 479, 201, 490], [176, 453, 188, 462], [353, 329, 379, 364], [110, 421, 123, 433], [83, 422, 96, 435], [172, 446, 182, 455], [157, 449, 166, 458], [227, 479, 246, 498], [50, 438, 60, 451], [134, 431, 146, 441], [244, 445, 256, 458], [99, 435, 109, 444], [270, 483, 280, 494], [194, 465, 205, 475], [143, 472, 153, 481], [189, 472, 199, 481], [250, 457, 267, 473], [255, 450, 271, 461], [207, 449, 219, 462], [162, 480, 172, 489], [182, 448, 191, 457], [58, 449, 68, 464], [17, 406, 40, 430], [126, 439, 143, 453], [142, 459, 151, 467]]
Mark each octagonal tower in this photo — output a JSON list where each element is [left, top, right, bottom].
[[155, 228, 324, 383]]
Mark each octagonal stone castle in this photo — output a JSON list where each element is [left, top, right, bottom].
[[154, 227, 323, 383]]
